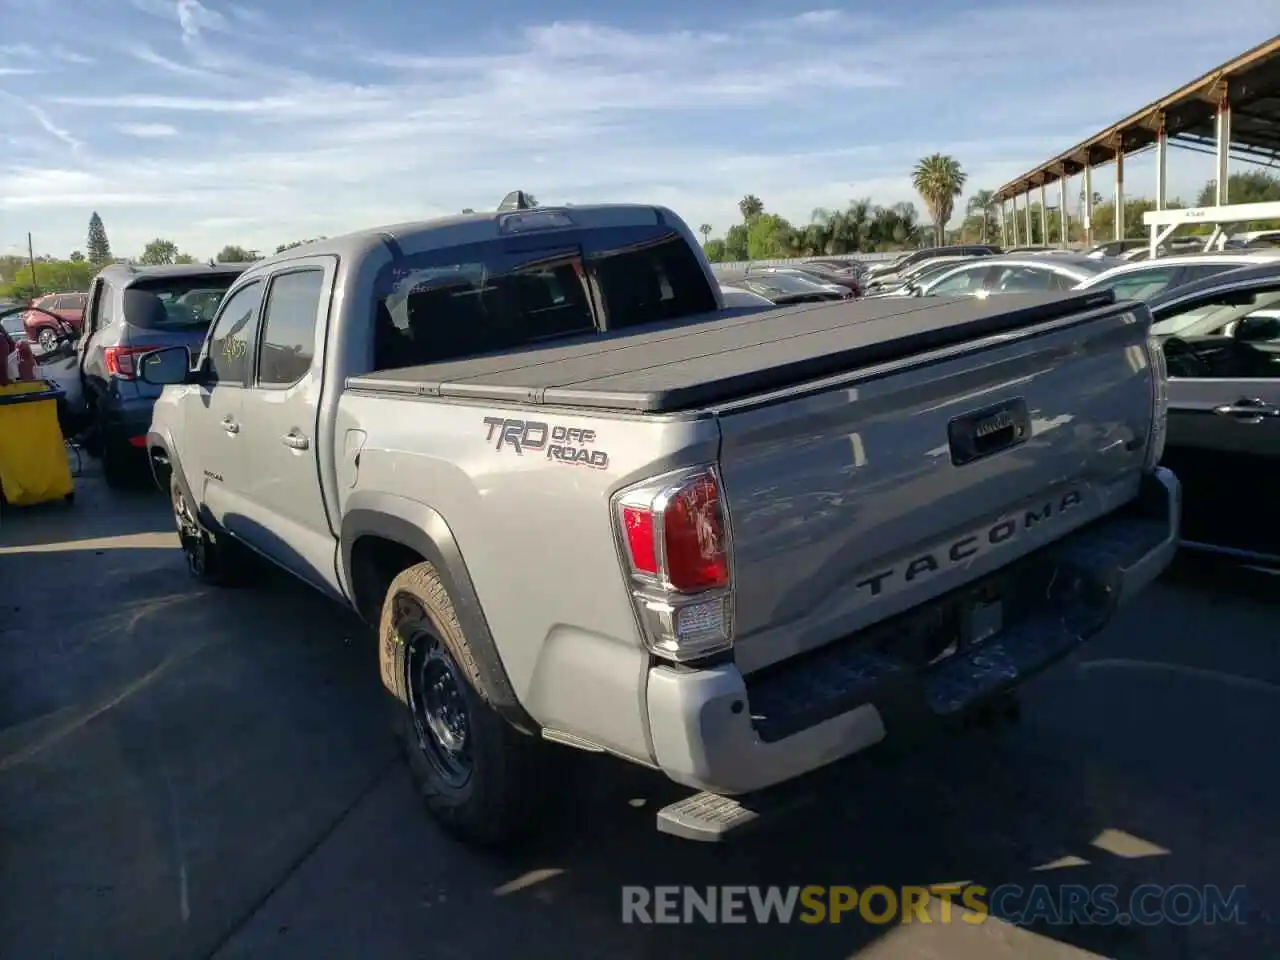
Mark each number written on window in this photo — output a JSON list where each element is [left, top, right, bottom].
[[207, 281, 263, 384]]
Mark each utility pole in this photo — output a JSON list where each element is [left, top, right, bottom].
[[27, 232, 39, 296]]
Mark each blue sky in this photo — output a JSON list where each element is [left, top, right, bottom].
[[0, 0, 1274, 259]]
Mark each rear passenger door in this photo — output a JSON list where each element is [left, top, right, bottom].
[[235, 258, 340, 595]]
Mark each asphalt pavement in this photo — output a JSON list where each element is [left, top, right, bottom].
[[2, 459, 1278, 960]]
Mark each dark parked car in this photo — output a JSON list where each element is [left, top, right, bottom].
[[724, 274, 848, 304], [863, 244, 1001, 283], [22, 292, 88, 352], [77, 262, 247, 486], [744, 264, 862, 296], [1146, 261, 1280, 565]]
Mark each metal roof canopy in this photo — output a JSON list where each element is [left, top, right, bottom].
[[992, 36, 1280, 202]]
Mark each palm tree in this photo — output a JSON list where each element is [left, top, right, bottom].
[[966, 188, 994, 243], [912, 154, 967, 247], [738, 195, 764, 222], [699, 223, 712, 246]]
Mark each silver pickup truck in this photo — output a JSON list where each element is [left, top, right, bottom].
[[139, 204, 1180, 846]]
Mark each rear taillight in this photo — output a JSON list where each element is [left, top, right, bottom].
[[104, 345, 162, 380], [1145, 330, 1168, 470], [614, 465, 734, 662]]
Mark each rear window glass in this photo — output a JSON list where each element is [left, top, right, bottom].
[[122, 274, 240, 330], [373, 225, 716, 370]]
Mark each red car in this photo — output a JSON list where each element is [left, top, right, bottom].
[[23, 292, 88, 352]]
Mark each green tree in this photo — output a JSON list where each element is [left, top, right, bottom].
[[216, 244, 260, 263], [964, 189, 996, 243], [87, 211, 112, 265], [703, 238, 727, 262], [0, 258, 97, 300], [738, 195, 764, 222], [699, 223, 712, 246], [1196, 170, 1280, 207], [174, 253, 197, 264], [912, 154, 967, 246], [140, 238, 180, 265], [723, 223, 750, 261], [746, 213, 795, 260], [69, 250, 85, 263]]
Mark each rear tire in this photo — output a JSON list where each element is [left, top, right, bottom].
[[101, 437, 137, 490], [170, 475, 252, 586], [380, 562, 546, 847]]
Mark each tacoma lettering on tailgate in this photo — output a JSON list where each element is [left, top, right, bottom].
[[855, 490, 1083, 598], [482, 417, 610, 469]]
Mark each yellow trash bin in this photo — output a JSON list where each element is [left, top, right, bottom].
[[0, 380, 74, 508]]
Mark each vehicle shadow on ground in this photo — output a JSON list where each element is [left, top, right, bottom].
[[0, 530, 395, 960], [6, 477, 1277, 960], [218, 563, 1280, 960]]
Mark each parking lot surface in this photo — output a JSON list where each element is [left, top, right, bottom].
[[2, 462, 1278, 960]]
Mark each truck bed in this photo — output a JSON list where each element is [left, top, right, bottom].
[[346, 290, 1119, 413]]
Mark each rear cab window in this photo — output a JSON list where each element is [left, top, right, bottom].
[[122, 273, 240, 331], [373, 223, 717, 370]]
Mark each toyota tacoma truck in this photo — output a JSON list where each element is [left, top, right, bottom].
[[139, 204, 1179, 846]]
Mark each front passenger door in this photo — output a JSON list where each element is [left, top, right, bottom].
[[184, 280, 264, 528], [1155, 287, 1280, 562]]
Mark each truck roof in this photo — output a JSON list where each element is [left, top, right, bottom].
[[347, 290, 1121, 413], [262, 204, 675, 262]]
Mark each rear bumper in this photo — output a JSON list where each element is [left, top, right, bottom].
[[99, 396, 155, 449], [646, 467, 1180, 803]]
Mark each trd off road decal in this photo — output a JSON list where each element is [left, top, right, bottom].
[[482, 417, 609, 469]]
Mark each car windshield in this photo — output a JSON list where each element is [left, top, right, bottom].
[[747, 274, 829, 295], [1152, 289, 1280, 338], [1, 313, 25, 337], [125, 275, 240, 329]]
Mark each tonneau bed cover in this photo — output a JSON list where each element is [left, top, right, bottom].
[[347, 290, 1121, 413]]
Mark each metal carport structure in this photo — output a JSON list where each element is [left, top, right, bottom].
[[989, 35, 1280, 250]]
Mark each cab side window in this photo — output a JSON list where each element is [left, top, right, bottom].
[[257, 270, 325, 386], [206, 281, 263, 385]]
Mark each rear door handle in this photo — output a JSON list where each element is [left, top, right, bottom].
[[221, 416, 240, 435], [282, 431, 309, 450], [1212, 398, 1280, 421]]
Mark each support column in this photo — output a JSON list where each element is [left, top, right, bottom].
[[1215, 87, 1231, 205], [1024, 191, 1033, 246], [1011, 193, 1020, 245], [1114, 148, 1125, 241], [1083, 163, 1094, 247], [1154, 112, 1167, 210], [999, 199, 1008, 247], [1058, 167, 1069, 248], [1039, 182, 1048, 246]]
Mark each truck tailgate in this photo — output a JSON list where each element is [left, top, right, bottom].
[[717, 302, 1156, 675]]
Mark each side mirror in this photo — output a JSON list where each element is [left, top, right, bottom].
[[138, 345, 194, 385]]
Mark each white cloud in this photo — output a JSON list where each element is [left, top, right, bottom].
[[1, 0, 1275, 258], [117, 122, 180, 138]]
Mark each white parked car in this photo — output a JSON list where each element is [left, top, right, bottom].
[[1072, 250, 1280, 300], [911, 254, 1119, 299]]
